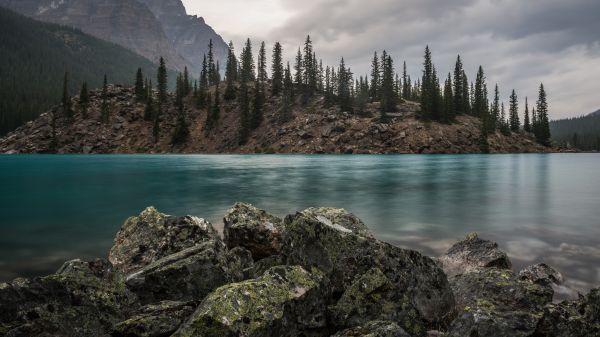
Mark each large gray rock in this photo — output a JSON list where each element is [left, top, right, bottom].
[[300, 207, 375, 239], [438, 232, 512, 277], [331, 320, 411, 337], [109, 207, 219, 274], [124, 239, 242, 304], [173, 266, 328, 337], [447, 268, 553, 337], [282, 210, 454, 336], [223, 203, 284, 259], [534, 287, 600, 336], [0, 260, 137, 337], [112, 301, 195, 337], [518, 263, 563, 287]]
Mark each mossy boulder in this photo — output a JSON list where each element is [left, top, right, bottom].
[[173, 266, 328, 337], [112, 301, 195, 337], [299, 207, 375, 239], [447, 268, 553, 337], [109, 207, 219, 274], [331, 320, 411, 337], [223, 203, 284, 259], [0, 261, 137, 337], [125, 239, 242, 304], [438, 233, 512, 278], [282, 211, 455, 335]]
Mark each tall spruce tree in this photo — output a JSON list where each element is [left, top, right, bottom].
[[509, 89, 520, 132], [172, 74, 189, 145], [524, 97, 531, 133], [183, 67, 190, 95], [79, 82, 89, 117], [370, 52, 380, 102], [271, 42, 284, 96], [207, 39, 218, 86], [224, 41, 238, 100], [443, 73, 455, 123], [197, 55, 209, 108], [101, 74, 109, 123], [380, 51, 396, 116], [157, 57, 168, 105], [62, 72, 72, 119], [535, 83, 551, 146], [257, 41, 268, 85], [303, 36, 317, 94], [337, 58, 353, 112], [420, 46, 434, 120], [294, 48, 303, 86], [461, 71, 470, 115], [491, 84, 500, 132], [240, 38, 255, 83], [500, 102, 510, 135], [453, 55, 467, 115], [144, 80, 155, 121], [280, 62, 294, 122], [135, 68, 145, 100]]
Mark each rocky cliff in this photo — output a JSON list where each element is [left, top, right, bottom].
[[0, 85, 553, 154], [0, 0, 228, 75], [0, 203, 597, 336]]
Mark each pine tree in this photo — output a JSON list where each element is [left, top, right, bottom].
[[144, 80, 155, 121], [474, 66, 490, 151], [337, 58, 353, 112], [197, 55, 209, 108], [535, 83, 551, 146], [420, 46, 434, 120], [443, 73, 455, 123], [175, 73, 184, 112], [461, 71, 470, 115], [523, 97, 531, 133], [183, 66, 190, 95], [509, 89, 520, 132], [224, 41, 238, 100], [500, 102, 510, 135], [294, 48, 303, 86], [79, 82, 89, 117], [172, 76, 189, 145], [157, 57, 168, 105], [370, 52, 380, 102], [491, 84, 500, 132], [303, 36, 316, 94], [280, 62, 294, 122], [135, 68, 145, 100], [101, 74, 109, 123], [453, 55, 467, 115], [207, 39, 218, 86], [271, 42, 284, 96], [380, 51, 396, 116], [257, 41, 268, 85], [251, 78, 264, 129], [62, 72, 72, 119], [402, 61, 410, 100], [240, 38, 255, 83]]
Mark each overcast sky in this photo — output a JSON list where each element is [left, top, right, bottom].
[[182, 0, 600, 119]]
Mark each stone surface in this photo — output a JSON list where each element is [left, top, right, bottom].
[[173, 266, 328, 337], [299, 207, 375, 239], [112, 301, 195, 337], [109, 207, 219, 274], [533, 287, 600, 336], [518, 263, 563, 286], [223, 203, 284, 259], [439, 232, 512, 277], [331, 320, 411, 337], [282, 210, 455, 335]]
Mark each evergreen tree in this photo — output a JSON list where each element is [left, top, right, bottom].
[[370, 52, 380, 102], [257, 41, 268, 85], [453, 55, 468, 115], [62, 72, 72, 119], [271, 42, 284, 96], [251, 79, 264, 129], [420, 46, 434, 120], [509, 89, 520, 132], [134, 68, 145, 100], [172, 77, 189, 145], [303, 36, 316, 94], [224, 41, 238, 100], [491, 84, 500, 131], [461, 71, 470, 115], [175, 73, 184, 112], [294, 48, 303, 86], [183, 66, 190, 95], [523, 97, 531, 133], [78, 82, 89, 117], [197, 55, 209, 108], [144, 80, 155, 121], [380, 51, 396, 116], [206, 84, 221, 131], [157, 57, 168, 105], [280, 62, 294, 122], [207, 39, 218, 86], [535, 83, 551, 146], [473, 66, 490, 151], [240, 38, 255, 83], [500, 102, 510, 135], [443, 73, 455, 123], [100, 74, 109, 123], [402, 61, 410, 100], [337, 58, 353, 112]]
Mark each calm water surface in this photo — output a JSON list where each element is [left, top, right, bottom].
[[0, 154, 598, 293]]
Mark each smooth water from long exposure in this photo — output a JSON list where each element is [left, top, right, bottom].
[[0, 154, 598, 293]]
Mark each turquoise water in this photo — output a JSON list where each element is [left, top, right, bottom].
[[0, 154, 599, 292]]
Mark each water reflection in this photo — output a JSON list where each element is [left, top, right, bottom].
[[0, 154, 598, 293]]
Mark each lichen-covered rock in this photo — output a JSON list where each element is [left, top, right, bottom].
[[112, 301, 195, 337], [173, 266, 328, 337], [109, 207, 219, 274], [331, 320, 411, 337], [532, 287, 599, 336], [223, 203, 284, 259], [283, 211, 454, 335], [56, 258, 116, 281], [447, 268, 553, 337], [300, 207, 374, 239], [438, 233, 512, 278], [518, 263, 563, 287], [125, 239, 241, 304], [0, 265, 138, 337]]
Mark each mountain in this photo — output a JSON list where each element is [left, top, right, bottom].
[[137, 0, 229, 75], [550, 109, 600, 151], [0, 84, 551, 154], [0, 0, 229, 75], [0, 6, 175, 135]]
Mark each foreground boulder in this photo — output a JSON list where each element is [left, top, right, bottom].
[[223, 203, 284, 259], [283, 210, 455, 335], [109, 207, 219, 274], [438, 232, 512, 277], [331, 320, 411, 337], [112, 301, 195, 337], [534, 288, 600, 336], [173, 266, 328, 337], [0, 259, 137, 337]]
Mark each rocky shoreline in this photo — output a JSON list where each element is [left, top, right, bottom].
[[1, 203, 597, 336]]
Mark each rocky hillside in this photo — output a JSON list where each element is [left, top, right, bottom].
[[0, 85, 552, 154], [0, 203, 597, 336], [0, 0, 228, 74]]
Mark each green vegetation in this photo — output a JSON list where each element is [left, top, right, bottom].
[[551, 110, 600, 151], [0, 7, 173, 135]]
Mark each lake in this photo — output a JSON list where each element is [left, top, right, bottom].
[[0, 154, 598, 293]]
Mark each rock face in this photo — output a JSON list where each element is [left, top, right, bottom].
[[0, 86, 555, 155], [174, 266, 328, 337], [0, 204, 597, 337], [223, 203, 284, 259]]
